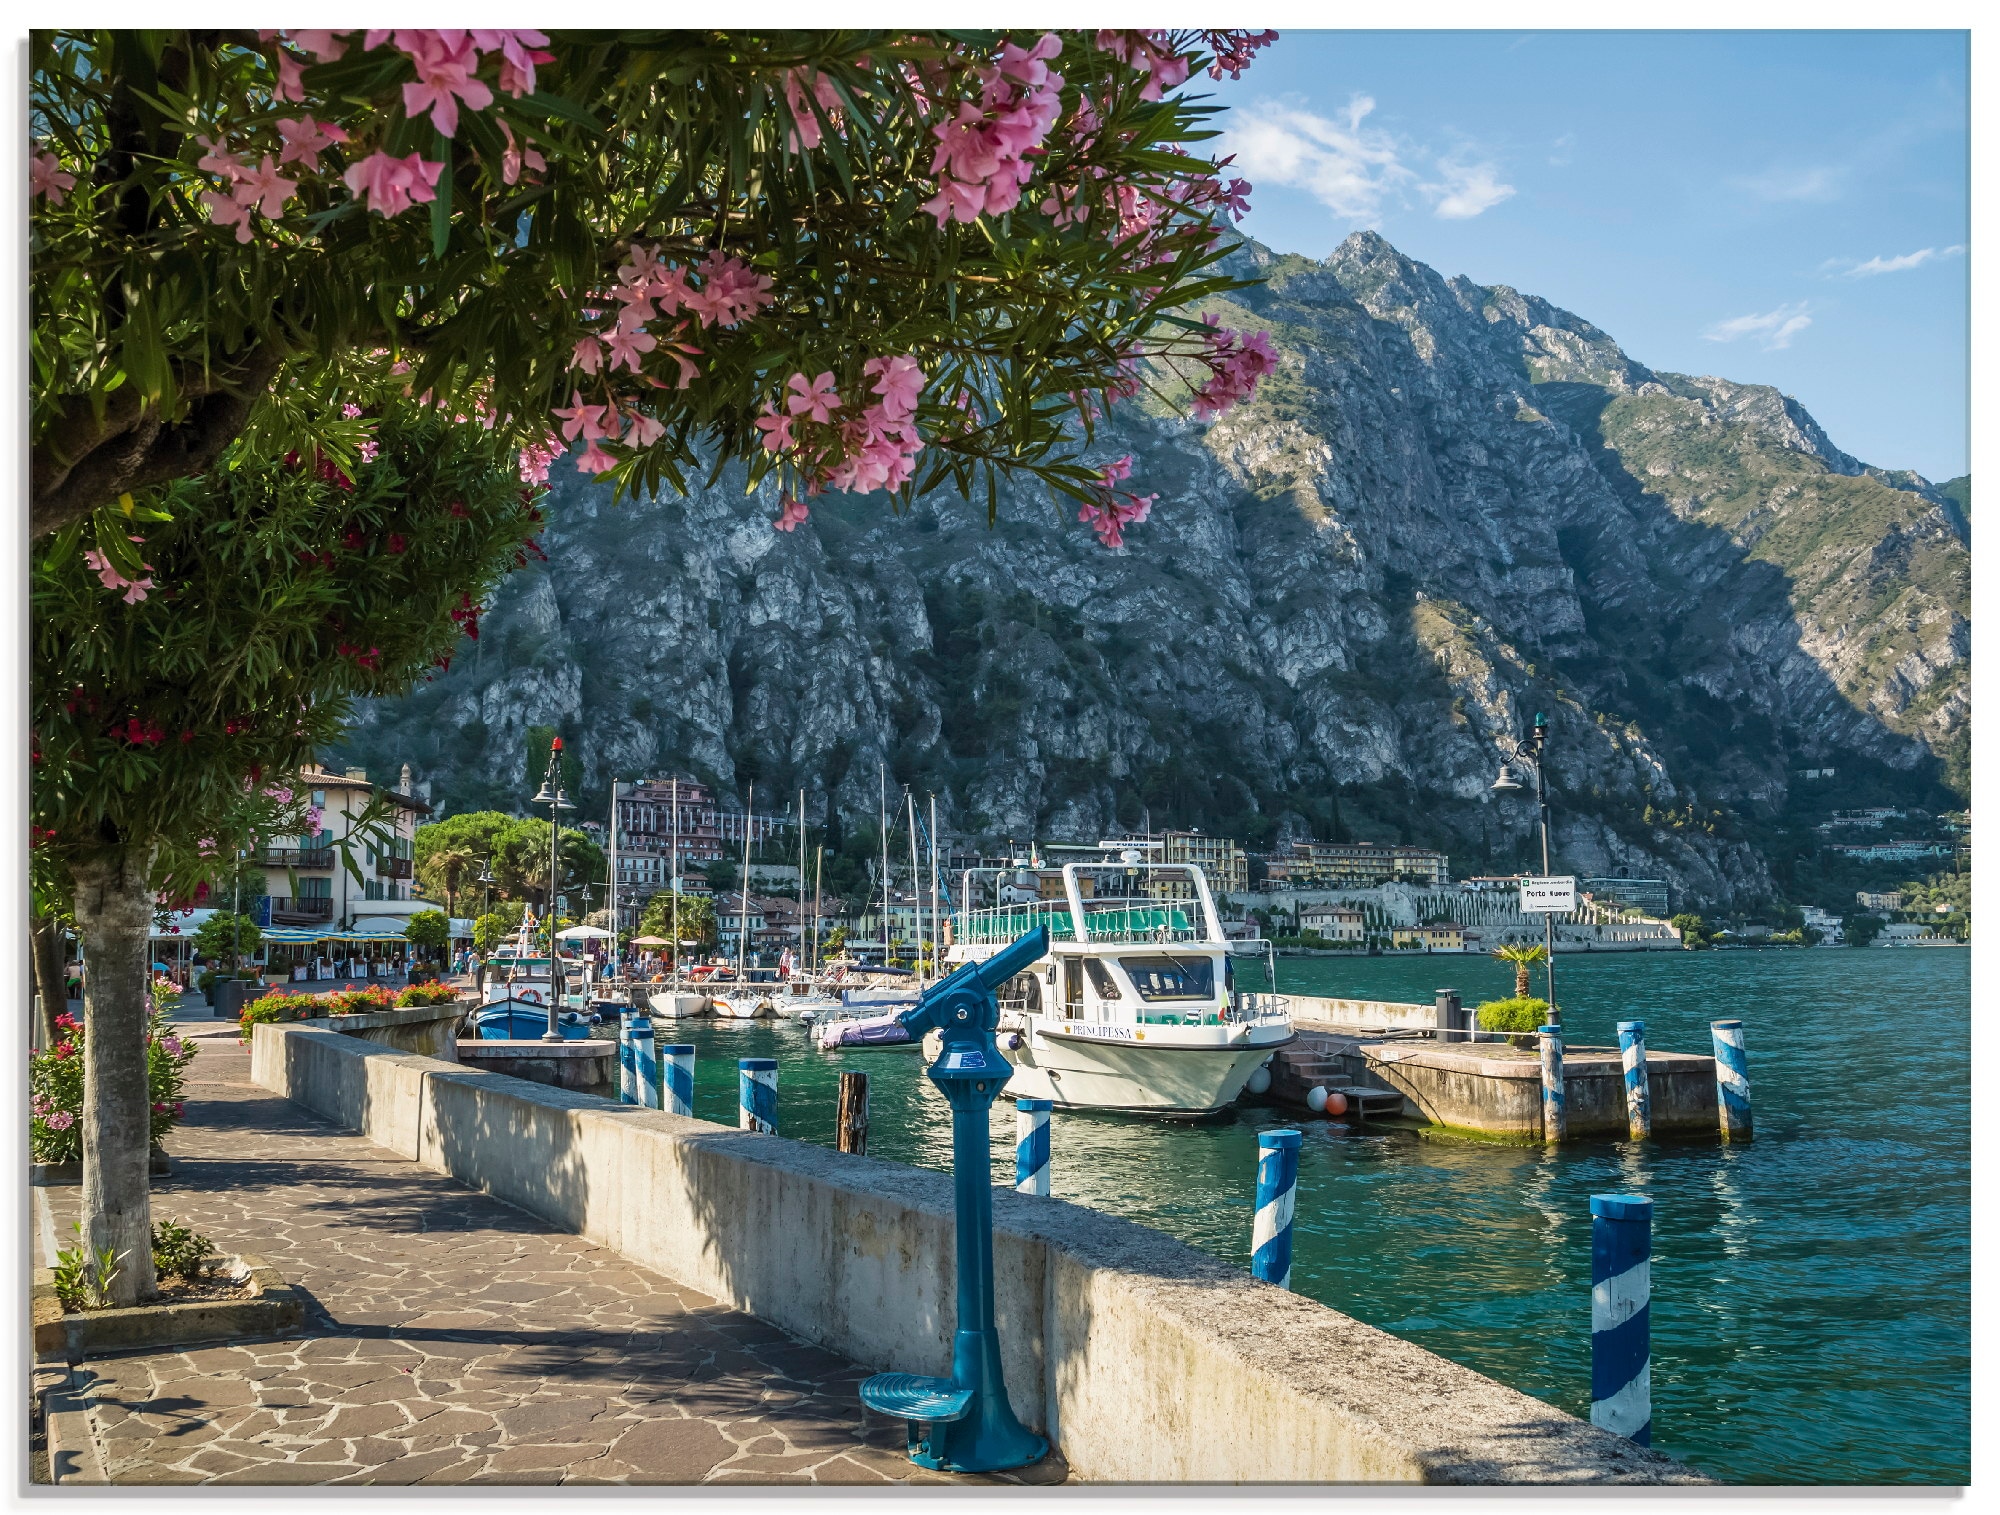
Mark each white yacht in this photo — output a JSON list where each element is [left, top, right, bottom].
[[940, 847, 1292, 1116]]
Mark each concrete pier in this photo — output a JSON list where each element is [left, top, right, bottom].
[[455, 1038, 616, 1094], [1288, 1021, 1721, 1140]]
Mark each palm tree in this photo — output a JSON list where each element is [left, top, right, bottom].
[[423, 843, 477, 917], [1492, 942, 1548, 999]]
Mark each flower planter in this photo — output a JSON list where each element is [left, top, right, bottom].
[[35, 1254, 305, 1362]]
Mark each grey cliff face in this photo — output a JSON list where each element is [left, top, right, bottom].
[[337, 234, 1967, 907]]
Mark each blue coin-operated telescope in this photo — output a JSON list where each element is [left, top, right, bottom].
[[858, 927, 1050, 1474]]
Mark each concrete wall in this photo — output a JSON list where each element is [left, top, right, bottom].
[[296, 1003, 465, 1060], [250, 1024, 1705, 1485], [1288, 996, 1434, 1031]]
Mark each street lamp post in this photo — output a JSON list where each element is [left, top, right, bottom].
[[532, 737, 576, 1042], [1491, 711, 1560, 1022]]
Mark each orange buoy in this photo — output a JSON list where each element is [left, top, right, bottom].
[[1324, 1090, 1349, 1117]]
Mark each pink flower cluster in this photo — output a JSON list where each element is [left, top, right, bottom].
[[555, 247, 775, 475], [1190, 320, 1277, 421], [83, 538, 154, 604], [518, 439, 564, 485], [1077, 455, 1157, 550], [1093, 29, 1279, 99], [195, 133, 304, 243], [755, 355, 930, 529], [30, 146, 75, 205], [783, 70, 846, 152], [42, 1109, 76, 1132], [923, 34, 1066, 224]]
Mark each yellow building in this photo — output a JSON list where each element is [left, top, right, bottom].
[[1159, 830, 1248, 894]]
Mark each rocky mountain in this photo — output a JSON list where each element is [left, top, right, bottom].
[[332, 232, 1969, 908]]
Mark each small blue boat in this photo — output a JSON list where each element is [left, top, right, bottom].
[[472, 945, 598, 1039]]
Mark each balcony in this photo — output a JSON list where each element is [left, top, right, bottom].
[[376, 856, 413, 880], [269, 896, 335, 923], [257, 847, 334, 869]]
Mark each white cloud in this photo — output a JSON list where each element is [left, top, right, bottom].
[[1428, 159, 1516, 219], [1703, 303, 1813, 351], [1828, 245, 1966, 278], [1734, 165, 1843, 203], [1221, 95, 1513, 225]]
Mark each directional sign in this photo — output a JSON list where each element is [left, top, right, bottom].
[[1520, 876, 1577, 914]]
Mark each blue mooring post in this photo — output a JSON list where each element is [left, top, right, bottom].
[[632, 1015, 659, 1108], [1250, 1129, 1303, 1289], [1538, 1023, 1566, 1142], [738, 1058, 777, 1133], [1711, 1019, 1752, 1141], [1590, 1193, 1653, 1445], [1617, 1020, 1651, 1140], [857, 927, 1050, 1474], [1015, 1098, 1052, 1195], [661, 1044, 695, 1117], [617, 1011, 637, 1104]]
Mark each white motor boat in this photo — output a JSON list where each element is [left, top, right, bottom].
[[942, 850, 1292, 1116]]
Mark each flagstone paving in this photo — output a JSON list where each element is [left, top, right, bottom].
[[47, 1039, 1058, 1486]]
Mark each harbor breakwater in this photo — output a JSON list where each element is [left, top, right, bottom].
[[250, 1022, 1703, 1484]]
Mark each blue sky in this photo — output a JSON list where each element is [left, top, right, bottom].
[[1207, 31, 1969, 480]]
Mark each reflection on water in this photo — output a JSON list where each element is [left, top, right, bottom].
[[654, 948, 1967, 1485]]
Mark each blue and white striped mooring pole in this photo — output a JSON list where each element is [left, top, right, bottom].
[[1618, 1020, 1652, 1140], [617, 1011, 637, 1104], [1590, 1193, 1652, 1446], [631, 1016, 659, 1108], [1538, 1023, 1567, 1143], [1711, 1019, 1752, 1141], [738, 1057, 778, 1134], [661, 1044, 696, 1118], [1015, 1098, 1052, 1195], [1250, 1129, 1303, 1289]]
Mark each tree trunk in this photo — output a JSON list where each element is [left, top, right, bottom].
[[71, 844, 159, 1305], [31, 912, 67, 1050], [1516, 964, 1530, 998]]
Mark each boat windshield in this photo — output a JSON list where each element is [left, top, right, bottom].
[[493, 957, 551, 973], [1118, 955, 1215, 1002]]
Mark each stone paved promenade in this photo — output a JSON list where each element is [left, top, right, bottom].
[[46, 1034, 1046, 1486]]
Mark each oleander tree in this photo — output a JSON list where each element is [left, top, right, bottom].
[[31, 27, 1279, 555], [31, 402, 536, 1302]]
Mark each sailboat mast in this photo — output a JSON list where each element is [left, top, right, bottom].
[[739, 782, 755, 976], [670, 777, 680, 991], [929, 792, 940, 974], [797, 786, 806, 978], [878, 762, 889, 969], [812, 843, 824, 974], [906, 790, 920, 978]]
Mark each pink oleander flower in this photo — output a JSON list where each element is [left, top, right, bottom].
[[782, 68, 846, 152], [624, 412, 665, 447], [401, 32, 493, 137], [474, 30, 554, 97], [786, 371, 842, 424], [773, 497, 811, 532], [571, 335, 605, 375], [1093, 30, 1191, 101], [754, 407, 794, 454], [286, 29, 349, 62], [921, 35, 1065, 226], [602, 322, 657, 374], [575, 439, 619, 475], [552, 393, 613, 444], [340, 404, 361, 420], [1077, 454, 1157, 549], [274, 50, 307, 103], [343, 151, 444, 217], [357, 439, 380, 463], [499, 119, 545, 185], [231, 154, 298, 219], [30, 149, 75, 205], [1191, 322, 1277, 420], [863, 354, 925, 420], [196, 134, 244, 180], [518, 439, 562, 484], [275, 115, 351, 173], [44, 1110, 75, 1132], [304, 805, 323, 832], [161, 1036, 184, 1056], [203, 189, 255, 243], [82, 548, 154, 602]]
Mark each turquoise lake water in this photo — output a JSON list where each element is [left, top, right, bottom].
[[641, 948, 1969, 1484]]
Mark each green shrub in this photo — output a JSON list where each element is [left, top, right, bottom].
[[151, 1218, 218, 1282], [51, 1225, 120, 1312], [1475, 996, 1552, 1034], [31, 1009, 195, 1164]]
